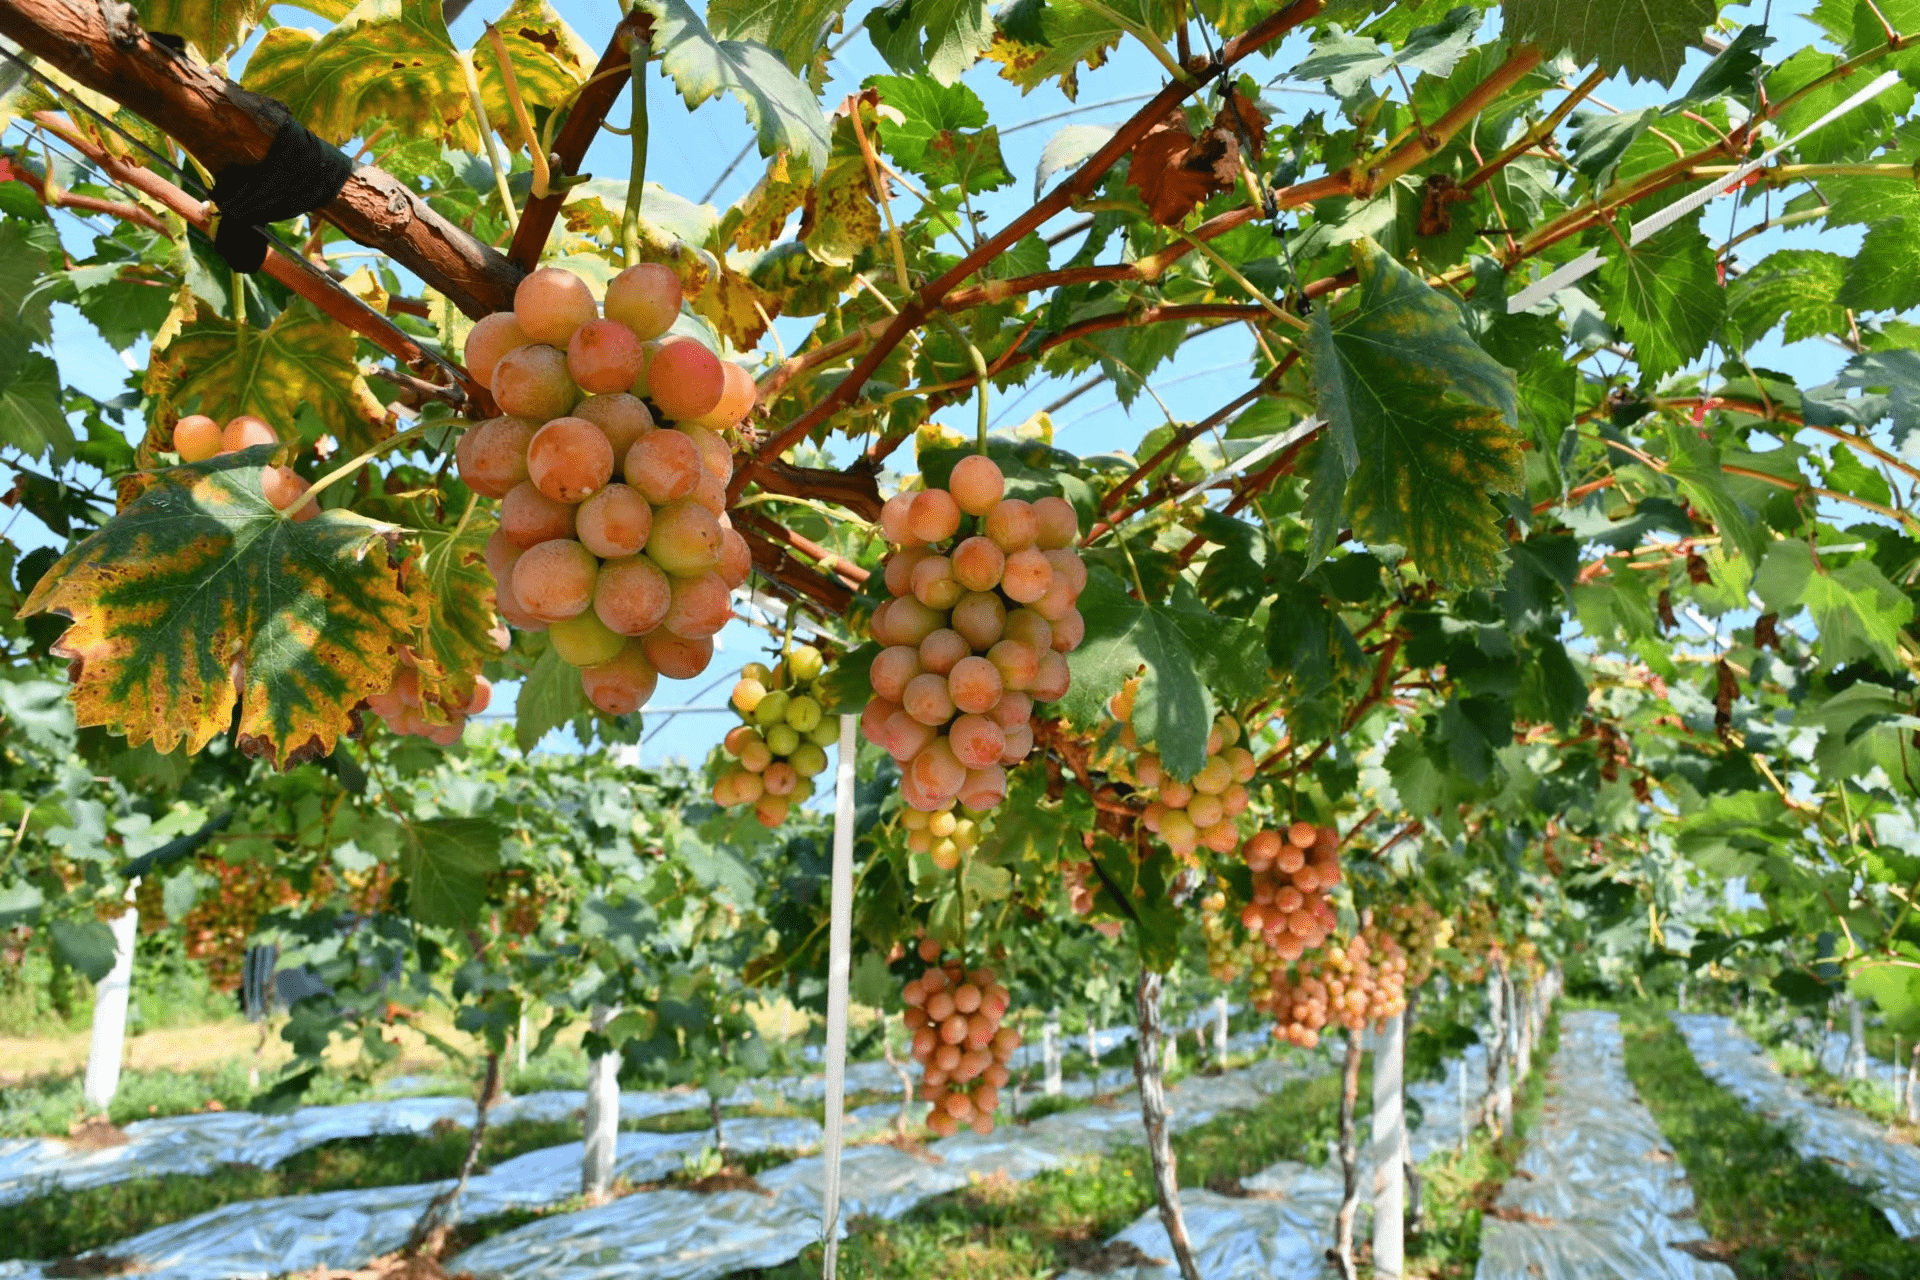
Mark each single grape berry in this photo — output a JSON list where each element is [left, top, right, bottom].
[[172, 415, 222, 462], [604, 262, 682, 341], [514, 267, 598, 346]]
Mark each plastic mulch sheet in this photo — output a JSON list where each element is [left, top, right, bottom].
[[1673, 1012, 1920, 1237], [1475, 1011, 1729, 1280], [444, 1053, 1321, 1279], [0, 1115, 820, 1280]]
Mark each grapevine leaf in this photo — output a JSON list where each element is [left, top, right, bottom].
[[1567, 108, 1654, 185], [405, 507, 498, 720], [1502, 0, 1718, 85], [131, 0, 269, 56], [1841, 222, 1920, 315], [817, 640, 880, 713], [1062, 568, 1216, 779], [19, 451, 418, 767], [1087, 836, 1180, 971], [0, 354, 73, 465], [472, 0, 598, 136], [864, 0, 997, 83], [1306, 237, 1523, 587], [1727, 249, 1850, 347], [1035, 122, 1114, 199], [1595, 217, 1722, 381], [707, 0, 848, 74], [398, 817, 502, 928], [241, 0, 468, 147], [515, 644, 591, 752], [638, 0, 833, 174], [1754, 540, 1914, 672], [867, 75, 1011, 194], [1662, 423, 1766, 564], [1766, 49, 1915, 165], [987, 0, 1154, 98], [145, 302, 387, 455], [50, 918, 119, 982], [1678, 22, 1771, 102], [1291, 5, 1481, 98]]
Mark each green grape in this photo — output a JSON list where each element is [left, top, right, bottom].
[[753, 689, 792, 727], [788, 644, 825, 681], [786, 694, 823, 733], [808, 719, 839, 747], [767, 723, 801, 756], [790, 743, 828, 777], [742, 661, 773, 683]]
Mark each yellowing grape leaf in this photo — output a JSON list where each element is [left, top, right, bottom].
[[694, 260, 783, 349], [1306, 237, 1522, 587], [20, 451, 419, 767], [146, 301, 387, 454], [242, 0, 467, 147], [472, 0, 598, 141], [404, 506, 500, 722], [132, 0, 269, 56]]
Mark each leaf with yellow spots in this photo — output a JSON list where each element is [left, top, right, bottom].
[[694, 260, 783, 350], [146, 301, 388, 455], [403, 501, 501, 723], [1305, 237, 1522, 587], [471, 0, 598, 146], [241, 0, 468, 147], [19, 449, 419, 767]]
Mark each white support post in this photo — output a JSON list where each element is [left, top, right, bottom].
[[1457, 1055, 1469, 1153], [1371, 1011, 1406, 1278], [1087, 1024, 1100, 1071], [582, 1003, 620, 1200], [1516, 980, 1533, 1081], [83, 880, 140, 1111], [1165, 1025, 1178, 1074], [1044, 1011, 1063, 1096], [1847, 997, 1869, 1081], [1213, 995, 1229, 1063], [517, 1011, 529, 1072], [819, 714, 858, 1280]]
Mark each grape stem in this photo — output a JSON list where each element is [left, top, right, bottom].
[[461, 50, 520, 235], [303, 420, 441, 509], [621, 42, 649, 269], [485, 22, 551, 199], [932, 313, 991, 454]]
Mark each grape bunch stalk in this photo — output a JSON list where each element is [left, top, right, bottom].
[[899, 938, 1021, 1137], [711, 643, 838, 827], [459, 264, 757, 717], [862, 455, 1087, 819]]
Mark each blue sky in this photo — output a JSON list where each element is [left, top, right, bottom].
[[4, 0, 1868, 771]]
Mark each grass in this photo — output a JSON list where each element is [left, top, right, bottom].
[[0, 1058, 406, 1139], [723, 1054, 1348, 1280], [1619, 1005, 1920, 1278]]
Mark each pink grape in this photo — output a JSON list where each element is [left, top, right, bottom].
[[948, 714, 1005, 769], [1045, 549, 1088, 595], [885, 546, 932, 596], [872, 596, 944, 647], [917, 629, 968, 676], [662, 570, 732, 638], [950, 592, 1006, 650], [514, 267, 597, 346], [958, 764, 1007, 811], [910, 739, 966, 798], [646, 498, 722, 575], [910, 555, 963, 610], [903, 672, 956, 726], [484, 527, 522, 583], [908, 490, 962, 543], [880, 494, 921, 546], [549, 609, 626, 667], [985, 640, 1038, 691], [574, 393, 654, 459], [1002, 609, 1053, 654], [948, 656, 1002, 714], [492, 344, 577, 420], [581, 640, 659, 715], [625, 428, 701, 504], [689, 470, 727, 515], [950, 537, 1004, 592], [1032, 495, 1078, 549], [648, 337, 726, 421], [528, 417, 614, 503], [678, 424, 734, 482], [262, 465, 315, 519], [500, 482, 577, 548], [1032, 649, 1071, 701], [984, 499, 1037, 551], [604, 262, 681, 340], [693, 361, 756, 430], [641, 630, 713, 679], [512, 539, 597, 621], [172, 414, 221, 461], [628, 341, 663, 399], [862, 696, 900, 746], [223, 416, 278, 452], [998, 721, 1034, 764], [594, 555, 672, 635], [567, 318, 645, 394], [718, 527, 753, 588], [763, 761, 798, 796], [1000, 548, 1053, 603], [948, 455, 1004, 516], [576, 484, 652, 558], [987, 691, 1032, 729], [494, 571, 546, 632], [885, 710, 937, 763], [463, 312, 531, 387], [457, 416, 535, 498], [1032, 575, 1077, 622], [870, 646, 922, 700], [1051, 607, 1085, 651]]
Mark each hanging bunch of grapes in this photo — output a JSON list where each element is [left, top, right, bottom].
[[1105, 679, 1255, 856], [711, 643, 837, 827], [1241, 823, 1341, 961], [364, 653, 494, 743], [1258, 925, 1409, 1049], [898, 939, 1020, 1137], [460, 264, 756, 718], [896, 804, 984, 870], [1380, 897, 1453, 990], [861, 456, 1086, 819]]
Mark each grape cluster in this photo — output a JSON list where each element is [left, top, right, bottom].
[[897, 804, 982, 871], [900, 939, 1020, 1137], [460, 264, 756, 717], [1381, 898, 1454, 990], [1241, 823, 1341, 961], [712, 644, 837, 827], [1106, 682, 1255, 856], [170, 414, 316, 519], [365, 650, 494, 744], [861, 456, 1086, 817], [1258, 927, 1408, 1049]]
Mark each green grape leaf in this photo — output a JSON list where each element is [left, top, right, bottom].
[[515, 643, 591, 752], [1728, 248, 1849, 347], [1840, 221, 1920, 315], [398, 817, 502, 928], [987, 0, 1158, 98], [1661, 423, 1765, 564], [1754, 540, 1914, 672], [708, 0, 849, 72], [1306, 236, 1523, 587], [865, 0, 997, 84], [472, 0, 598, 137], [1678, 22, 1771, 102], [0, 354, 73, 465], [19, 451, 418, 767], [131, 0, 268, 56], [1061, 568, 1217, 779], [816, 640, 880, 713], [49, 918, 119, 982], [1290, 5, 1481, 98], [405, 508, 498, 721], [1766, 49, 1915, 165], [867, 75, 1011, 193], [1502, 0, 1718, 85], [146, 302, 387, 455], [241, 0, 468, 147], [639, 0, 833, 174], [1595, 217, 1722, 381]]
